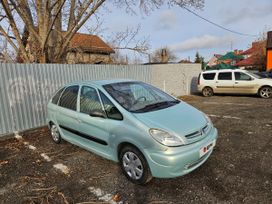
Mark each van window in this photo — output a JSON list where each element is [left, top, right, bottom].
[[218, 72, 232, 80], [235, 72, 252, 81], [59, 86, 79, 111], [203, 73, 216, 80]]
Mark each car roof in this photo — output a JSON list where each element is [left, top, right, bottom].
[[65, 79, 138, 87], [202, 69, 246, 73]]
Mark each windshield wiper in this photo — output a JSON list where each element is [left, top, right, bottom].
[[132, 100, 180, 113]]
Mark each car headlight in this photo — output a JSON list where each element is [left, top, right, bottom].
[[204, 114, 213, 126], [149, 129, 184, 147]]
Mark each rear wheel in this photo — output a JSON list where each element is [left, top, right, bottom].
[[202, 87, 214, 97], [119, 146, 152, 185], [50, 124, 61, 144], [259, 86, 272, 99]]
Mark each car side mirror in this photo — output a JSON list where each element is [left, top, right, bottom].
[[89, 109, 106, 118]]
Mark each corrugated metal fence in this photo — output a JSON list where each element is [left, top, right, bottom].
[[0, 63, 201, 136]]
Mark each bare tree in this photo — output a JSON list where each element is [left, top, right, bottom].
[[151, 47, 177, 63], [0, 0, 204, 63]]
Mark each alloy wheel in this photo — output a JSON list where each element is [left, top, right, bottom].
[[122, 151, 144, 180], [260, 87, 272, 99], [203, 87, 213, 97]]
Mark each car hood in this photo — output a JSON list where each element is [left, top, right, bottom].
[[133, 101, 207, 139]]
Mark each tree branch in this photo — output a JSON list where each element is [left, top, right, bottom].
[[2, 0, 30, 61], [0, 26, 19, 53]]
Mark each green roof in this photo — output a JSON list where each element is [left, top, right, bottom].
[[219, 52, 244, 60], [206, 63, 237, 70]]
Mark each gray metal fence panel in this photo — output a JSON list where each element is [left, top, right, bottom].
[[0, 64, 152, 135], [0, 63, 200, 136]]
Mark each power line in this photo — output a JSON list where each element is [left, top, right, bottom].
[[182, 7, 258, 37]]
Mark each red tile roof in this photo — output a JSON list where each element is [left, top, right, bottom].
[[68, 33, 115, 54], [235, 56, 260, 66], [240, 42, 261, 55]]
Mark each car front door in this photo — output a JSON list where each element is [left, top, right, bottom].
[[234, 72, 257, 94], [214, 72, 234, 93], [77, 86, 115, 159], [56, 85, 81, 142]]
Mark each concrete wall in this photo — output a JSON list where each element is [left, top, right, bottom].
[[0, 63, 201, 136], [151, 63, 201, 96]]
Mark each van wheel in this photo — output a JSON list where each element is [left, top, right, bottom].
[[202, 87, 213, 97], [259, 86, 272, 99], [50, 124, 61, 144], [119, 146, 152, 185]]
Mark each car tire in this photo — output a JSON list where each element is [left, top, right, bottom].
[[202, 87, 214, 97], [50, 124, 62, 144], [119, 146, 152, 185], [259, 86, 272, 99]]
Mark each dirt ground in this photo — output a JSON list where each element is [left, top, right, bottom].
[[0, 95, 272, 204]]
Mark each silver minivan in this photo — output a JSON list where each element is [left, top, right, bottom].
[[198, 69, 272, 98]]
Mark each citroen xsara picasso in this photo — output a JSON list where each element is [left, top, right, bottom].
[[47, 80, 218, 184]]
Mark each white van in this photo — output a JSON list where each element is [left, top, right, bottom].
[[197, 69, 272, 98]]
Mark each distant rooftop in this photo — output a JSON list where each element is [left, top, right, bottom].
[[67, 33, 115, 54]]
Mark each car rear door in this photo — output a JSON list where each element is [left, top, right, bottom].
[[234, 72, 257, 94], [215, 71, 235, 93], [56, 85, 81, 141]]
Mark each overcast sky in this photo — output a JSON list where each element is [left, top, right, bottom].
[[92, 0, 272, 62]]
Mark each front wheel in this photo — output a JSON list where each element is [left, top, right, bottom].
[[119, 146, 152, 185], [259, 86, 272, 99], [202, 87, 214, 97]]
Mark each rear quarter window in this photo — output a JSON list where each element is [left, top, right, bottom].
[[203, 73, 216, 80], [59, 85, 79, 111], [52, 87, 65, 105]]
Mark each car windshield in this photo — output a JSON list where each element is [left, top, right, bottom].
[[103, 82, 180, 113]]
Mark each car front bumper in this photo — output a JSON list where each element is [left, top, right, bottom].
[[144, 127, 218, 178]]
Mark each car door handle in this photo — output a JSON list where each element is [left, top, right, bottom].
[[215, 81, 219, 83], [77, 118, 82, 123], [235, 82, 239, 84]]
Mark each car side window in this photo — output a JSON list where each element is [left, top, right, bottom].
[[80, 86, 103, 114], [218, 72, 232, 80], [59, 85, 79, 111], [52, 87, 65, 105], [99, 91, 123, 120], [203, 73, 216, 80], [235, 72, 252, 81]]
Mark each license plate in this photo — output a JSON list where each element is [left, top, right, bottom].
[[199, 140, 216, 158]]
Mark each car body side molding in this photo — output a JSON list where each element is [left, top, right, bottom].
[[59, 125, 108, 146]]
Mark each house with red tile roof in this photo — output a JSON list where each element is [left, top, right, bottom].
[[235, 41, 265, 69], [66, 33, 115, 64], [207, 54, 222, 67]]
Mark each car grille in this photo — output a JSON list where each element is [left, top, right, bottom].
[[185, 123, 210, 139]]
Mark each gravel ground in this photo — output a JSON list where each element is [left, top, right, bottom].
[[0, 95, 271, 204]]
